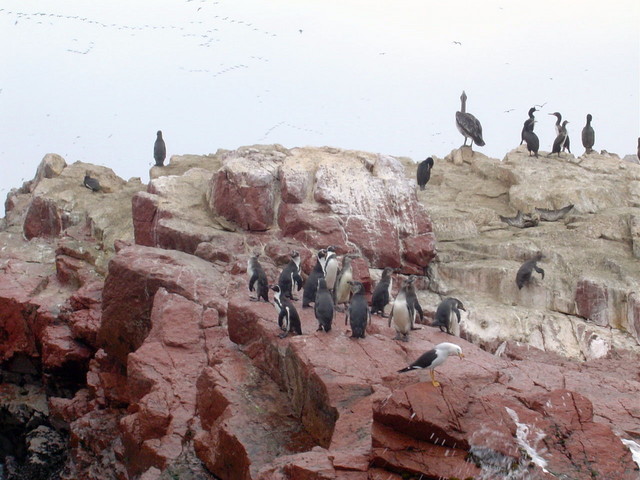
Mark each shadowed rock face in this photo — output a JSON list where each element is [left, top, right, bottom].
[[1, 148, 640, 479]]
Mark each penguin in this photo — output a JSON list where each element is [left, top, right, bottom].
[[522, 124, 539, 157], [345, 281, 370, 338], [271, 285, 302, 338], [581, 114, 595, 154], [333, 254, 356, 312], [551, 120, 569, 156], [314, 278, 334, 332], [404, 275, 424, 329], [516, 253, 545, 289], [520, 107, 537, 145], [456, 90, 485, 148], [549, 113, 571, 153], [154, 130, 166, 167], [388, 276, 421, 342], [321, 246, 339, 292], [278, 251, 303, 300], [416, 157, 434, 191], [83, 172, 101, 192], [370, 267, 394, 317], [432, 297, 466, 336], [247, 255, 269, 302], [302, 249, 326, 308], [397, 342, 464, 387]]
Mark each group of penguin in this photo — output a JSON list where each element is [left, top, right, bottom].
[[247, 249, 467, 342], [82, 130, 167, 193], [454, 90, 596, 159], [247, 249, 470, 385]]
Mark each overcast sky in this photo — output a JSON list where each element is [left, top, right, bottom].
[[1, 1, 638, 205]]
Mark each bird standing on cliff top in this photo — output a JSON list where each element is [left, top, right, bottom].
[[549, 112, 571, 153], [83, 172, 101, 192], [520, 107, 537, 145], [398, 342, 464, 387], [455, 91, 485, 149], [581, 114, 595, 154], [551, 120, 570, 156], [416, 157, 434, 190], [154, 130, 166, 167]]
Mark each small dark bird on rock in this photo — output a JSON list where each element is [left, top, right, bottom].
[[154, 130, 166, 166], [581, 114, 595, 154], [417, 157, 434, 190], [549, 113, 571, 154], [520, 107, 537, 145], [516, 253, 545, 289], [83, 172, 101, 192]]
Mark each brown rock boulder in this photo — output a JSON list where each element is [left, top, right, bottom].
[[98, 245, 227, 366], [23, 195, 63, 239]]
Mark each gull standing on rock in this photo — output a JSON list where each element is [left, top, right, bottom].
[[397, 342, 464, 387], [455, 90, 485, 149]]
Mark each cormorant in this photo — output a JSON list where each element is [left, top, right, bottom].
[[581, 114, 595, 154], [520, 107, 537, 145], [523, 122, 539, 157], [154, 130, 166, 167], [549, 112, 571, 153], [416, 157, 434, 190], [83, 172, 101, 192], [551, 120, 569, 156], [456, 91, 485, 148]]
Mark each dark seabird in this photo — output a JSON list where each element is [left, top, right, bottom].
[[154, 130, 166, 167], [416, 157, 434, 190], [397, 342, 464, 387], [534, 204, 573, 222], [522, 124, 539, 157], [345, 281, 370, 338], [581, 114, 595, 154], [516, 253, 545, 290], [83, 172, 101, 192], [520, 107, 537, 145], [551, 120, 569, 156], [499, 211, 539, 228], [455, 91, 485, 148], [432, 297, 466, 336], [549, 113, 571, 153]]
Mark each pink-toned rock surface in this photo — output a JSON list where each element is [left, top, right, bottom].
[[2, 148, 640, 480], [23, 195, 64, 239]]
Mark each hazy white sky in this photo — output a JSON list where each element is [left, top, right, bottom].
[[1, 1, 638, 204]]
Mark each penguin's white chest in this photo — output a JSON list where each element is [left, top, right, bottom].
[[392, 297, 411, 334]]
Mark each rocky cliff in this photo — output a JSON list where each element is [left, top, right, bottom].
[[0, 145, 639, 480]]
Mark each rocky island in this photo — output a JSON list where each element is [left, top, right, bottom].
[[1, 144, 639, 479]]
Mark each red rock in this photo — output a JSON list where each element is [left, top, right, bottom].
[[277, 202, 347, 250], [209, 161, 277, 231], [194, 234, 246, 264], [401, 233, 437, 270], [131, 192, 161, 247], [280, 166, 312, 204], [23, 195, 63, 239], [41, 324, 92, 370], [98, 245, 227, 366], [575, 278, 609, 327], [344, 216, 401, 269]]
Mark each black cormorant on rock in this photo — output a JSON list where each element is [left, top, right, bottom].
[[551, 120, 569, 156], [520, 107, 537, 145], [581, 114, 595, 154], [83, 172, 101, 192], [154, 130, 166, 167], [549, 112, 571, 153], [416, 157, 434, 190], [523, 122, 539, 157], [456, 91, 485, 148]]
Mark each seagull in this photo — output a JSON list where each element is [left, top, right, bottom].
[[397, 342, 464, 387]]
